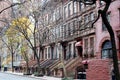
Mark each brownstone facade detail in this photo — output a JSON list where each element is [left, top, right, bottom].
[[86, 59, 111, 80]]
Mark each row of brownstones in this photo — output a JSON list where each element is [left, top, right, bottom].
[[0, 0, 120, 80]]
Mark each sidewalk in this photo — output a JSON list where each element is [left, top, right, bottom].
[[4, 71, 62, 80]]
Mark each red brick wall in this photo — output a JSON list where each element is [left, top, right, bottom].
[[86, 59, 111, 80]]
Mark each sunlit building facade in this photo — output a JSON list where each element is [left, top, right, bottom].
[[0, 0, 120, 80], [36, 0, 120, 80]]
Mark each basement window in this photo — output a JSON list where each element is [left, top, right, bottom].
[[77, 72, 86, 79]]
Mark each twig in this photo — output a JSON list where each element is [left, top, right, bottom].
[[0, 1, 27, 14]]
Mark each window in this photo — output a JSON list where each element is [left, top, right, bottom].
[[90, 12, 94, 21], [90, 37, 94, 48], [56, 26, 60, 38], [77, 67, 86, 79], [77, 72, 86, 79], [102, 21, 107, 31], [57, 46, 59, 59], [73, 20, 75, 33], [102, 40, 112, 59], [68, 44, 72, 59], [90, 37, 94, 56], [49, 29, 52, 41], [84, 39, 88, 49], [64, 6, 67, 19], [66, 44, 72, 59], [84, 39, 88, 57], [68, 3, 72, 16], [59, 25, 62, 38], [84, 3, 89, 7], [79, 17, 82, 29], [79, 2, 84, 11], [41, 49, 44, 60], [44, 48, 47, 59], [58, 26, 61, 38], [56, 45, 59, 59], [50, 29, 53, 41], [59, 7, 61, 18], [63, 25, 67, 38], [73, 1, 77, 13], [74, 20, 78, 34], [84, 14, 89, 24], [51, 46, 54, 59], [70, 22, 73, 35], [56, 8, 59, 20], [53, 45, 57, 59], [48, 47, 51, 59], [68, 23, 71, 36], [107, 13, 110, 22], [66, 24, 69, 37], [55, 7, 61, 20], [102, 13, 110, 31], [61, 25, 64, 38], [73, 42, 77, 58]]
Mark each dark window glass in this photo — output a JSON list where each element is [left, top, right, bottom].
[[102, 40, 112, 59]]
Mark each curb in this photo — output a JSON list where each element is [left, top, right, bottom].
[[1, 71, 46, 80]]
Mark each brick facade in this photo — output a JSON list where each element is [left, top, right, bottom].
[[87, 59, 111, 80], [1, 0, 120, 79]]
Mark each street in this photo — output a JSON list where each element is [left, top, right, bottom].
[[0, 72, 43, 80]]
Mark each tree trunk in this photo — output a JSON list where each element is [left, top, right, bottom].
[[26, 60, 29, 74], [33, 48, 41, 74], [12, 53, 14, 72], [37, 58, 41, 74], [101, 10, 120, 80]]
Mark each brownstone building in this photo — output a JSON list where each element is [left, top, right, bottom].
[[35, 0, 96, 78], [35, 0, 120, 80], [1, 0, 120, 80]]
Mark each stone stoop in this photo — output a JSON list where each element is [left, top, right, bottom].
[[65, 57, 82, 77]]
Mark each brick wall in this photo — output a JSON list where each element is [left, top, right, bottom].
[[86, 59, 111, 80]]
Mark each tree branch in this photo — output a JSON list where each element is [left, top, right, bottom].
[[0, 1, 27, 14], [92, 10, 100, 27]]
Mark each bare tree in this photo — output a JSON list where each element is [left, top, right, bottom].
[[0, 0, 35, 73], [20, 42, 31, 74], [0, 0, 27, 14], [10, 0, 61, 76], [0, 31, 20, 72]]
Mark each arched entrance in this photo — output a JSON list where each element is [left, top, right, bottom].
[[101, 40, 112, 59]]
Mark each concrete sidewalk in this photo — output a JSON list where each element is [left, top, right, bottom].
[[4, 71, 62, 80]]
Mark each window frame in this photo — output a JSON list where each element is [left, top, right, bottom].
[[101, 40, 113, 59]]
